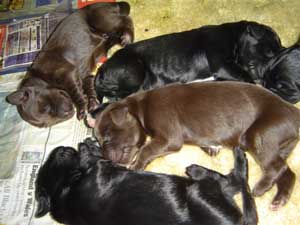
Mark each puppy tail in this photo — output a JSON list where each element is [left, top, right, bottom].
[[232, 147, 258, 225]]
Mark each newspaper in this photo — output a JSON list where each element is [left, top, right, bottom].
[[0, 0, 69, 21], [0, 11, 69, 75], [0, 75, 93, 225]]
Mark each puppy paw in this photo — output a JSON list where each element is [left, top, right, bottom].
[[88, 98, 99, 112], [201, 145, 222, 157], [120, 33, 132, 46], [270, 198, 287, 211]]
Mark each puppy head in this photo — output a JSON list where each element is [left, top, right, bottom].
[[236, 22, 282, 80], [35, 146, 79, 218], [86, 2, 133, 37], [94, 103, 146, 166], [263, 45, 300, 103], [6, 86, 75, 127], [95, 50, 145, 100]]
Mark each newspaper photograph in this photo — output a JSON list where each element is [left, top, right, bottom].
[[0, 12, 68, 75]]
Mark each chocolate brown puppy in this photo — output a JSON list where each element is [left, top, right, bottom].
[[6, 2, 133, 127], [90, 81, 300, 210]]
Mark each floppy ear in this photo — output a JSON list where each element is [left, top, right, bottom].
[[118, 1, 130, 15], [6, 88, 32, 106], [246, 24, 265, 39], [35, 189, 51, 218], [110, 106, 133, 126]]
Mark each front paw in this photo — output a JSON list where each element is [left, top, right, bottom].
[[201, 146, 222, 157], [120, 32, 132, 46], [88, 98, 99, 112]]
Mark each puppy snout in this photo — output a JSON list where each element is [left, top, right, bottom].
[[108, 150, 123, 163]]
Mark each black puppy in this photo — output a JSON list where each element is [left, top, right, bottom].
[[263, 44, 300, 103], [35, 139, 258, 225], [95, 20, 282, 102]]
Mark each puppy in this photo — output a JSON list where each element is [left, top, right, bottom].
[[89, 81, 300, 210], [6, 2, 134, 127], [263, 44, 300, 103], [35, 138, 258, 225], [94, 20, 282, 102]]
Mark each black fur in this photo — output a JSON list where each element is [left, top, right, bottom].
[[263, 44, 300, 103], [94, 20, 282, 102], [35, 138, 257, 225]]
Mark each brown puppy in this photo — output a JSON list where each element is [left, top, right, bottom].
[[90, 81, 300, 210], [6, 2, 133, 127]]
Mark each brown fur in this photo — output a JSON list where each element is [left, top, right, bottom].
[[92, 81, 300, 210], [6, 2, 133, 127]]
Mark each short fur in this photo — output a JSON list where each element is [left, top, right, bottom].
[[94, 20, 282, 102], [263, 44, 300, 103], [91, 81, 300, 210], [35, 138, 257, 225], [6, 2, 134, 127]]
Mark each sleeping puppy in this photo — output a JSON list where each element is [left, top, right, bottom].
[[263, 44, 300, 103], [35, 138, 258, 225], [5, 2, 134, 127], [94, 20, 282, 102], [89, 81, 300, 210]]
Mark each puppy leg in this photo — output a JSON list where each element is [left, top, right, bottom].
[[215, 63, 256, 83], [186, 164, 227, 182], [271, 167, 295, 210], [270, 138, 298, 210], [244, 118, 298, 208], [65, 71, 87, 120], [201, 145, 222, 156], [130, 137, 182, 170], [82, 75, 99, 112], [252, 156, 288, 196]]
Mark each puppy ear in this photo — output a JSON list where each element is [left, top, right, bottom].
[[6, 88, 32, 106], [35, 189, 51, 218], [246, 24, 265, 39], [118, 2, 130, 15], [110, 106, 133, 126], [78, 142, 89, 153]]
